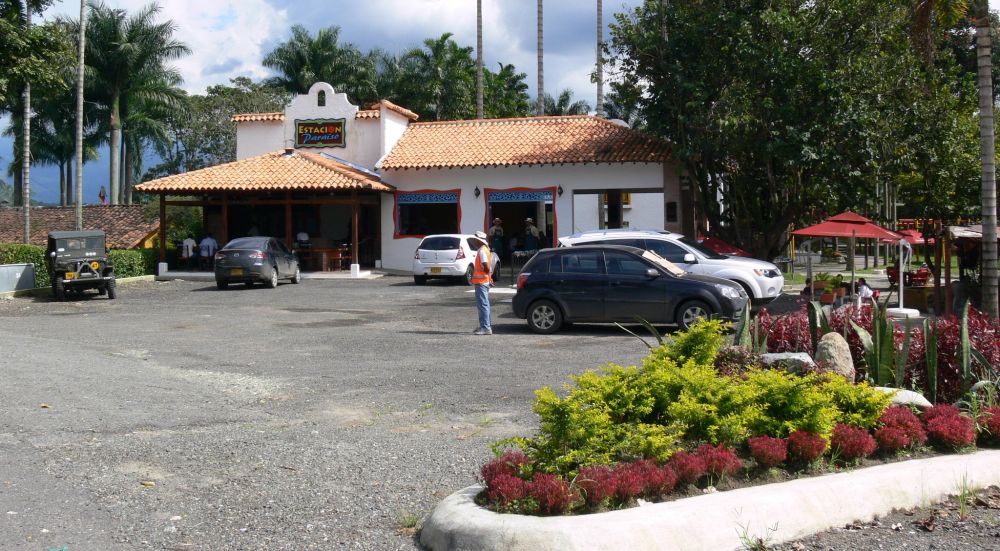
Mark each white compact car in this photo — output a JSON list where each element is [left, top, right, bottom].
[[413, 234, 499, 285], [558, 229, 784, 303]]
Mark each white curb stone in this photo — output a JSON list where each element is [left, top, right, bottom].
[[421, 450, 1000, 551]]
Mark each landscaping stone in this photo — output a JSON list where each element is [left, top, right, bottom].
[[760, 352, 816, 374], [874, 387, 933, 408], [813, 332, 855, 381]]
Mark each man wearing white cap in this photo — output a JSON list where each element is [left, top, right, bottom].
[[471, 230, 494, 335], [524, 217, 541, 251]]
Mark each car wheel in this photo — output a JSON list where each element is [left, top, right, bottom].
[[677, 300, 713, 331], [732, 280, 754, 300], [216, 280, 228, 290], [106, 279, 117, 300], [291, 264, 301, 284], [98, 286, 107, 296], [245, 280, 254, 288], [266, 266, 279, 288], [527, 300, 563, 334], [414, 274, 428, 285], [464, 264, 474, 285], [53, 279, 65, 301]]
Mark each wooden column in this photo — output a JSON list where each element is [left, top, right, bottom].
[[285, 191, 293, 247], [351, 190, 359, 264], [221, 193, 229, 244], [944, 231, 953, 316], [158, 194, 166, 262]]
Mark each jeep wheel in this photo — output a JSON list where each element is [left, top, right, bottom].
[[106, 279, 117, 300], [216, 280, 228, 290], [53, 279, 65, 302]]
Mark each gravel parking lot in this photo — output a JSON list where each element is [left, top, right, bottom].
[[0, 276, 650, 550]]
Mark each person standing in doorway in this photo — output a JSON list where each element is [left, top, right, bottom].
[[488, 217, 505, 261], [524, 217, 541, 251], [472, 230, 493, 335], [181, 235, 197, 269], [199, 233, 219, 270]]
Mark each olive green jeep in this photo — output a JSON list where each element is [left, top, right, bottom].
[[46, 230, 116, 301]]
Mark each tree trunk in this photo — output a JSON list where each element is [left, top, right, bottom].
[[124, 138, 134, 204], [476, 0, 483, 119], [67, 162, 73, 205], [59, 161, 66, 206], [20, 2, 31, 243], [109, 93, 121, 205], [536, 0, 544, 116], [976, 5, 999, 318], [596, 0, 603, 118], [75, 0, 86, 229]]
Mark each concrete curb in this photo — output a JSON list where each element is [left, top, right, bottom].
[[0, 275, 155, 299], [420, 450, 1000, 551]]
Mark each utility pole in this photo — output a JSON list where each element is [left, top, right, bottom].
[[75, 0, 87, 229], [476, 0, 483, 119]]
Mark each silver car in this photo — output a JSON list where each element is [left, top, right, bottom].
[[214, 237, 301, 289], [412, 234, 499, 285]]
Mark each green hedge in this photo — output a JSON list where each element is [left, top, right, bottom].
[[0, 243, 158, 287]]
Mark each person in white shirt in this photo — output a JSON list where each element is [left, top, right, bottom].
[[181, 236, 197, 269], [199, 234, 219, 270]]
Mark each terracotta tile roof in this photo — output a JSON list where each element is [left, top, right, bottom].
[[355, 110, 380, 119], [134, 150, 394, 194], [380, 115, 670, 170], [376, 100, 419, 121], [0, 205, 158, 248], [231, 112, 284, 122]]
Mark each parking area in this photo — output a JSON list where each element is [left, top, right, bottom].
[[0, 276, 655, 550]]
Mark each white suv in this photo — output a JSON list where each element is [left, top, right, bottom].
[[558, 229, 784, 303]]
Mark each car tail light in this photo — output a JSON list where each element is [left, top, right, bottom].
[[247, 251, 266, 259], [456, 247, 465, 260], [414, 249, 420, 260], [517, 272, 530, 289]]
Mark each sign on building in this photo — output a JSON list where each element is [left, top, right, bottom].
[[295, 118, 346, 148]]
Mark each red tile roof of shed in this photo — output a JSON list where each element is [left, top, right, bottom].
[[0, 205, 157, 248]]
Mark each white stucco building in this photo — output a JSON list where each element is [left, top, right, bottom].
[[138, 83, 689, 272]]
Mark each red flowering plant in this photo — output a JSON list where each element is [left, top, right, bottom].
[[480, 450, 532, 488], [979, 406, 1000, 446], [486, 474, 527, 509], [786, 430, 827, 464], [610, 462, 646, 504], [575, 465, 616, 508], [874, 406, 927, 454], [830, 423, 877, 463], [747, 436, 788, 468], [668, 450, 707, 487], [525, 473, 579, 515], [696, 443, 743, 483], [923, 404, 977, 450], [630, 459, 677, 497]]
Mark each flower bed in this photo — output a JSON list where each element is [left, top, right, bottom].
[[472, 320, 998, 517]]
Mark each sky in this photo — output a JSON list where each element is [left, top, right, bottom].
[[4, 0, 1000, 205], [4, 0, 643, 205]]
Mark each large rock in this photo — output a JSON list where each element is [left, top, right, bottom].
[[814, 332, 856, 381], [761, 352, 816, 375], [874, 387, 933, 408]]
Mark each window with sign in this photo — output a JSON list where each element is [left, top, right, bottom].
[[394, 190, 461, 238]]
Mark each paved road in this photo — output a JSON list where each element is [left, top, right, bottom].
[[0, 277, 653, 550]]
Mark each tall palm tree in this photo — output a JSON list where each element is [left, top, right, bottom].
[[483, 63, 530, 118], [537, 0, 544, 116], [263, 25, 372, 102], [403, 33, 475, 121], [84, 2, 189, 205], [544, 89, 590, 116], [75, 0, 85, 227], [975, 0, 998, 318], [20, 0, 31, 241], [596, 0, 604, 118], [476, 0, 483, 119]]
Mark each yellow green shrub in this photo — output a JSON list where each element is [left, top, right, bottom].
[[820, 375, 892, 428]]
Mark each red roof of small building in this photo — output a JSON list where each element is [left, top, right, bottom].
[[0, 205, 158, 248], [379, 115, 671, 170]]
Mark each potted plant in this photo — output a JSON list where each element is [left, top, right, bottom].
[[831, 274, 847, 297], [813, 272, 831, 290]]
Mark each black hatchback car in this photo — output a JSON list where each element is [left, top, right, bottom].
[[512, 245, 748, 334]]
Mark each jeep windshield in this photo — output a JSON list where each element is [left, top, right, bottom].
[[55, 236, 105, 253]]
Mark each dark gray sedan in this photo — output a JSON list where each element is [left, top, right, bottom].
[[214, 237, 301, 290]]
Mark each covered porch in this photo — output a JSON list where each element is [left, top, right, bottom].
[[135, 149, 395, 272]]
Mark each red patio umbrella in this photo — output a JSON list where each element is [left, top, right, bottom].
[[791, 211, 902, 241]]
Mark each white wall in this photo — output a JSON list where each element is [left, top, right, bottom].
[[378, 163, 676, 271], [236, 121, 284, 160]]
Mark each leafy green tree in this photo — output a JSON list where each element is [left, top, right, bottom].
[[482, 63, 530, 118], [0, 1, 66, 111], [82, 1, 189, 205], [263, 25, 373, 103], [543, 89, 590, 116], [402, 32, 476, 120]]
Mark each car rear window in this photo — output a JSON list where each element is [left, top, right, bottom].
[[225, 237, 268, 250], [419, 237, 461, 251]]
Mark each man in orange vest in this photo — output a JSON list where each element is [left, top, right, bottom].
[[472, 230, 494, 335]]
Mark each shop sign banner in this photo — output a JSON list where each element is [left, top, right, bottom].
[[295, 118, 346, 148]]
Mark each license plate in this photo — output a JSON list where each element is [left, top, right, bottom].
[[65, 272, 76, 280], [230, 268, 244, 276], [430, 267, 442, 274]]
